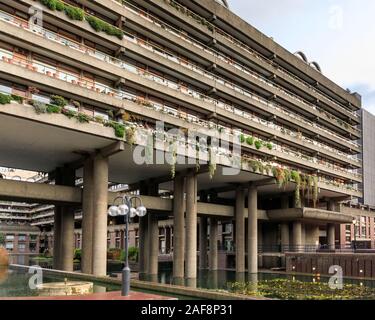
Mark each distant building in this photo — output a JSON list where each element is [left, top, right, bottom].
[[361, 109, 375, 207]]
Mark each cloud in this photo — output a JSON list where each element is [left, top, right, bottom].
[[229, 0, 375, 112]]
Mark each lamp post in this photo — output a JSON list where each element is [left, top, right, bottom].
[[108, 195, 147, 296], [352, 218, 358, 253]]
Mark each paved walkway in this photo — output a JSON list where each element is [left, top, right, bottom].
[[1, 291, 177, 300]]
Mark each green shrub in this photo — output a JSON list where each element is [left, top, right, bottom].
[[128, 247, 138, 261], [76, 112, 91, 123], [74, 248, 81, 261], [64, 5, 84, 21], [46, 104, 61, 114], [266, 142, 273, 150], [246, 136, 254, 146], [85, 15, 124, 40], [239, 134, 245, 143], [62, 108, 76, 119], [50, 95, 67, 107], [0, 93, 11, 105], [255, 140, 262, 150], [11, 94, 24, 104], [40, 0, 58, 10], [55, 0, 65, 11], [31, 100, 47, 114]]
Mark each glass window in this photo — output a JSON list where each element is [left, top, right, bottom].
[[5, 242, 13, 250], [18, 234, 26, 241], [5, 234, 14, 241]]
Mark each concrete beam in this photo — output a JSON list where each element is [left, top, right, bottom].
[[99, 141, 125, 158], [267, 208, 353, 224], [0, 179, 81, 205]]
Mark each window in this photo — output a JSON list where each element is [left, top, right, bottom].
[[5, 234, 14, 241], [5, 242, 13, 250], [18, 244, 26, 252], [18, 234, 26, 242]]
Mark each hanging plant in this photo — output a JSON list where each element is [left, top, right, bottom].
[[255, 140, 262, 150], [291, 170, 301, 208], [312, 175, 319, 208], [125, 126, 136, 145], [273, 167, 285, 188], [246, 136, 254, 146], [195, 143, 201, 173], [169, 139, 178, 178], [208, 146, 217, 179]]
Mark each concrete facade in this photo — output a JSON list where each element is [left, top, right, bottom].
[[0, 0, 365, 282]]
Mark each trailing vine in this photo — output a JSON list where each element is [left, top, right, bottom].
[[169, 138, 178, 178], [208, 145, 217, 179]]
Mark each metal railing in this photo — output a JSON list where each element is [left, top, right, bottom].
[[0, 9, 361, 157]]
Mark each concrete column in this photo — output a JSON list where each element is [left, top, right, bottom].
[[327, 223, 336, 250], [258, 222, 263, 268], [209, 218, 218, 271], [138, 216, 148, 275], [247, 185, 258, 274], [148, 214, 159, 275], [281, 223, 290, 252], [91, 154, 109, 276], [327, 200, 336, 212], [52, 207, 62, 269], [199, 217, 208, 269], [60, 205, 75, 272], [281, 195, 289, 209], [235, 186, 245, 273], [292, 222, 302, 252], [185, 174, 198, 279], [172, 175, 185, 279], [53, 167, 75, 271], [81, 158, 94, 274]]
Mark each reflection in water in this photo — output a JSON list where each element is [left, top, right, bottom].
[[142, 269, 375, 293]]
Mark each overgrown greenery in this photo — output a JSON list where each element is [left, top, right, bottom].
[[228, 279, 375, 300], [0, 93, 12, 105], [38, 0, 124, 40], [74, 248, 81, 261], [0, 233, 5, 246]]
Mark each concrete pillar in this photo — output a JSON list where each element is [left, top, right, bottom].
[[247, 185, 258, 274], [292, 222, 302, 252], [81, 158, 94, 274], [53, 167, 75, 271], [185, 174, 197, 279], [199, 217, 208, 269], [235, 186, 245, 273], [60, 205, 75, 271], [172, 175, 185, 279], [209, 218, 218, 271], [327, 223, 336, 250], [148, 214, 159, 275], [52, 207, 62, 269], [258, 222, 263, 268], [281, 195, 289, 209], [91, 154, 109, 276], [281, 223, 290, 252], [138, 216, 148, 275]]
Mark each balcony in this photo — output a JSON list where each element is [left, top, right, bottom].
[[0, 10, 361, 159], [140, 0, 360, 116], [0, 47, 361, 183]]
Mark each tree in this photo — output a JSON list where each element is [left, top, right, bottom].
[[0, 233, 5, 246]]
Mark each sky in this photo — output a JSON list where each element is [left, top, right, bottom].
[[228, 0, 375, 114]]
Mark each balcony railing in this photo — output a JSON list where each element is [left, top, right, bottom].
[[0, 45, 362, 181], [0, 10, 362, 162], [146, 0, 360, 119]]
